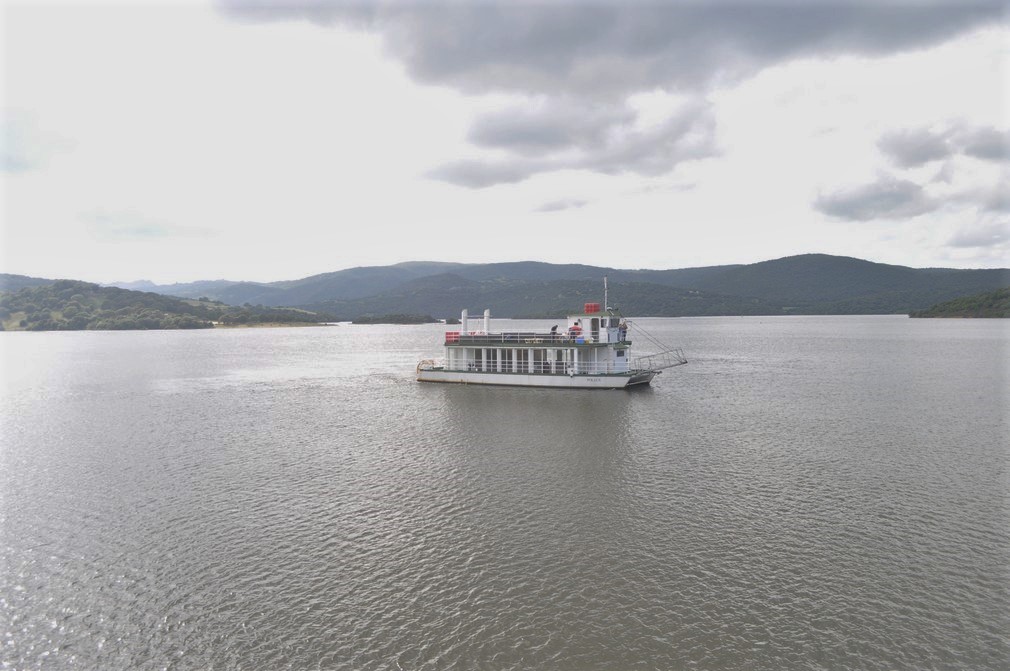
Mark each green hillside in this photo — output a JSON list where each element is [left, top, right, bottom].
[[0, 273, 55, 293], [303, 275, 787, 320], [683, 254, 1009, 312], [25, 254, 1010, 317], [135, 263, 469, 305], [107, 254, 1009, 315], [0, 280, 335, 331], [909, 288, 1010, 318]]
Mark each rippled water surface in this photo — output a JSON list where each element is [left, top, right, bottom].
[[2, 316, 1008, 670]]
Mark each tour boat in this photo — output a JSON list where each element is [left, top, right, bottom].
[[416, 300, 687, 389]]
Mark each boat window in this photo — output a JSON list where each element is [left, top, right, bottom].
[[617, 350, 625, 357]]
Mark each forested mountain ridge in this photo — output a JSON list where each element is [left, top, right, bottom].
[[0, 273, 57, 293], [306, 275, 786, 320], [0, 280, 335, 331], [9, 254, 1009, 318], [282, 255, 1010, 317], [684, 255, 1009, 308]]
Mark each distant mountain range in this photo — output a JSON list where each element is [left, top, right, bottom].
[[3, 254, 1008, 318]]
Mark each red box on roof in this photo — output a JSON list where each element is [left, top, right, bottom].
[[584, 302, 600, 313]]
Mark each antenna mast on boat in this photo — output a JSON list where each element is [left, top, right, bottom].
[[604, 276, 609, 311]]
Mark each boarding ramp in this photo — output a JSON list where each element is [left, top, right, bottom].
[[633, 348, 688, 371], [626, 319, 689, 371]]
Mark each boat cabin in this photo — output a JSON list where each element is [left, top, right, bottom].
[[443, 303, 632, 376], [416, 297, 685, 388]]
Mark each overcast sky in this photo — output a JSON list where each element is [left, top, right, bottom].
[[2, 0, 1007, 283]]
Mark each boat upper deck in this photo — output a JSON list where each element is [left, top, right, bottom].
[[450, 304, 631, 347], [445, 330, 629, 347]]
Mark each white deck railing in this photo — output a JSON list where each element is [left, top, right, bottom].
[[445, 331, 628, 345], [437, 360, 639, 376]]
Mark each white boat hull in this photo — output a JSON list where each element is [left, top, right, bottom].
[[416, 368, 657, 389]]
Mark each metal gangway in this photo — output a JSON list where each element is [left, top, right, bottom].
[[633, 348, 688, 371], [628, 320, 689, 371]]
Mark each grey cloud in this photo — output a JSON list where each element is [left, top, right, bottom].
[[218, 1, 1004, 98], [468, 100, 634, 155], [591, 101, 717, 176], [956, 126, 1009, 162], [931, 161, 956, 184], [536, 199, 588, 213], [981, 186, 1010, 213], [221, 1, 1003, 189], [878, 124, 1010, 168], [814, 177, 937, 221], [425, 159, 540, 189], [429, 99, 717, 188], [878, 128, 951, 167], [947, 220, 1010, 248]]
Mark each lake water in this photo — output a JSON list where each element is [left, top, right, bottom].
[[1, 316, 1008, 670]]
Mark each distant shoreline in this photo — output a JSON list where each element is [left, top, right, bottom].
[[212, 322, 332, 329]]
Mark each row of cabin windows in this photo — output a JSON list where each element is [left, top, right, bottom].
[[461, 347, 625, 373], [471, 348, 555, 371]]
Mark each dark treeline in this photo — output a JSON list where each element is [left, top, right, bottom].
[[0, 281, 335, 331], [909, 287, 1010, 318]]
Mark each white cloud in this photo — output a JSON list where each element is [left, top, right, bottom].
[[82, 210, 213, 241], [221, 0, 1006, 194], [2, 2, 1007, 283], [947, 220, 1010, 248], [2, 110, 73, 172]]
